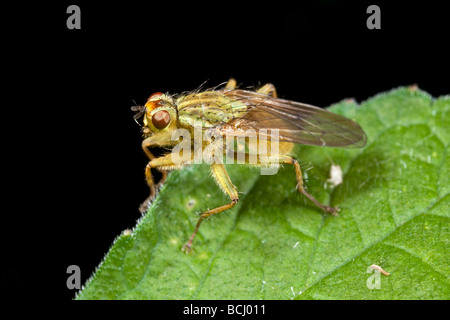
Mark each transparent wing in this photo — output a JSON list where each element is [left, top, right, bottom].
[[223, 90, 367, 148]]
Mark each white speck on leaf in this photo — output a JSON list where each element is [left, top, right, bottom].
[[400, 160, 407, 169], [326, 164, 343, 187]]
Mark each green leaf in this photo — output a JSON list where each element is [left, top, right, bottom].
[[76, 87, 449, 300]]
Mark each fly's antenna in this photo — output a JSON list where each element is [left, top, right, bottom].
[[131, 103, 146, 126]]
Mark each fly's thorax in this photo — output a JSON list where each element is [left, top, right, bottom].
[[176, 91, 248, 128]]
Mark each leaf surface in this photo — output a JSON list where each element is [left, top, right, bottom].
[[76, 87, 449, 300]]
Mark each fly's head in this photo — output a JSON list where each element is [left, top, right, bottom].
[[132, 92, 179, 143]]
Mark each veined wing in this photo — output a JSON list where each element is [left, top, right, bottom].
[[223, 90, 367, 148]]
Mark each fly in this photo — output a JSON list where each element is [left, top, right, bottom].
[[132, 78, 367, 252]]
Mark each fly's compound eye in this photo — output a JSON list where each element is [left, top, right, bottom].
[[152, 110, 170, 129]]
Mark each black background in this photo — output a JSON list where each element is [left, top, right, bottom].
[[7, 1, 448, 303]]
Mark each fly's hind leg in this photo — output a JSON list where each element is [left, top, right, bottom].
[[225, 78, 277, 98], [278, 155, 339, 215], [257, 82, 277, 98], [182, 163, 239, 253]]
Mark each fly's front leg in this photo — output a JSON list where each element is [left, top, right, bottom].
[[140, 151, 188, 213], [142, 139, 168, 189], [139, 137, 171, 212], [278, 155, 339, 215], [182, 163, 239, 253]]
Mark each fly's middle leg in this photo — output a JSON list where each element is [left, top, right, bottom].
[[224, 78, 237, 90], [182, 163, 239, 253]]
